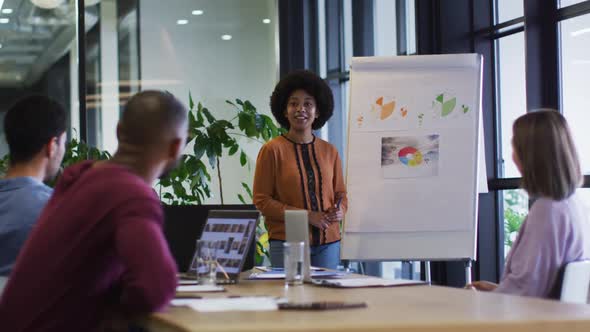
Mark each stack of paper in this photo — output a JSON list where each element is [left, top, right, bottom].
[[248, 270, 344, 280], [176, 285, 225, 292], [171, 297, 278, 312]]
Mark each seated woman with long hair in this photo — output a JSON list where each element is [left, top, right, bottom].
[[469, 110, 590, 298]]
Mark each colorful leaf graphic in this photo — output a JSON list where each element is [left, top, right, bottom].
[[441, 97, 456, 117], [376, 97, 383, 106], [436, 94, 444, 103]]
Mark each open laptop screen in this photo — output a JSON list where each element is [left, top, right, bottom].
[[190, 210, 259, 276]]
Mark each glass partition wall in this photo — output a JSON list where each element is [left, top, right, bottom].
[[69, 0, 278, 204], [0, 0, 278, 204], [0, 0, 77, 153]]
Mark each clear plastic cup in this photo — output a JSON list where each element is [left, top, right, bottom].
[[196, 239, 219, 285], [283, 241, 305, 286]]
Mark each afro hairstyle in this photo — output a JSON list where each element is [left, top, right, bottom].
[[270, 70, 334, 130]]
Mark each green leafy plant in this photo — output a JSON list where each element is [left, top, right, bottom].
[[0, 154, 8, 176], [48, 136, 112, 186], [157, 94, 285, 205], [155, 94, 282, 266], [504, 207, 525, 247], [503, 189, 528, 248], [0, 135, 111, 182], [61, 136, 112, 167], [255, 220, 270, 266], [236, 178, 270, 264]]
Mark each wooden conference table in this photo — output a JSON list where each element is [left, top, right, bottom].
[[141, 274, 590, 332]]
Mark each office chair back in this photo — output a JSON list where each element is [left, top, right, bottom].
[[560, 260, 590, 304]]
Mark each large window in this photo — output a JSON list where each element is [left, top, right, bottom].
[[496, 0, 524, 23], [560, 0, 588, 8], [319, 0, 416, 162], [560, 11, 590, 208], [490, 0, 527, 261], [404, 0, 590, 286], [496, 32, 526, 179], [488, 0, 590, 266], [318, 0, 416, 277], [560, 14, 590, 173]]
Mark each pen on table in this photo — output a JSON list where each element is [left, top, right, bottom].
[[278, 301, 367, 310], [216, 262, 230, 281], [174, 294, 203, 299], [174, 295, 244, 300]]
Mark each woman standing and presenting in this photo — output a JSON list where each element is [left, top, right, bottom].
[[253, 70, 347, 270], [469, 110, 590, 298]]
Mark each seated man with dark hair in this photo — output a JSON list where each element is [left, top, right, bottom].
[[0, 90, 187, 331], [0, 95, 67, 276]]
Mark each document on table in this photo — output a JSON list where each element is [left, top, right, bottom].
[[254, 266, 325, 272], [178, 279, 198, 285], [248, 270, 345, 279], [176, 285, 225, 292], [311, 277, 426, 288], [171, 297, 278, 312]]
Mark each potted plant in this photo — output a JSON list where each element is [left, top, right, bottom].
[[155, 94, 283, 267], [157, 94, 283, 205]]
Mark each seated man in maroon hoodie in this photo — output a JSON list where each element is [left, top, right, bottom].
[[0, 90, 187, 331]]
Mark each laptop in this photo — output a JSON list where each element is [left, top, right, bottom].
[[184, 210, 259, 284]]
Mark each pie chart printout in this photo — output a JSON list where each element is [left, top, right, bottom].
[[381, 135, 439, 179]]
